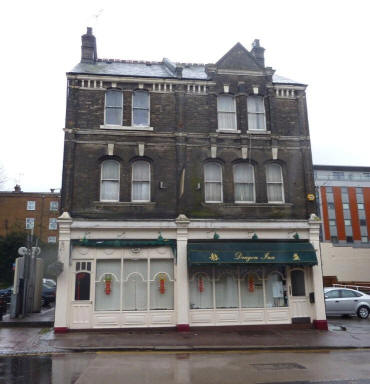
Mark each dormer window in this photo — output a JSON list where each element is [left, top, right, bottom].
[[217, 95, 237, 131], [247, 96, 266, 131], [105, 90, 123, 125]]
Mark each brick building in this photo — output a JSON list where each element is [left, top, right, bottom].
[[314, 165, 370, 285], [0, 185, 60, 244], [55, 28, 327, 331]]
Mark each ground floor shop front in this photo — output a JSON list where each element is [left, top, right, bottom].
[[54, 214, 328, 331]]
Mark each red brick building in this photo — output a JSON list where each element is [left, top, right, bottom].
[[0, 185, 61, 244]]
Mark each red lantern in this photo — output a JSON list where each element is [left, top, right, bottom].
[[248, 276, 255, 293], [104, 275, 112, 295], [159, 275, 166, 294], [198, 276, 204, 293]]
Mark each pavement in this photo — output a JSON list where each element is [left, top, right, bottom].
[[1, 316, 370, 355]]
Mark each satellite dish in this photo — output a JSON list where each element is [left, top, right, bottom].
[[18, 247, 28, 256]]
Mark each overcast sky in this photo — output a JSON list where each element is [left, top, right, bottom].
[[0, 0, 369, 192]]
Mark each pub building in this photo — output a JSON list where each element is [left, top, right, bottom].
[[54, 29, 327, 332]]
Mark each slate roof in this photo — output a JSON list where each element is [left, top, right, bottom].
[[69, 60, 302, 84]]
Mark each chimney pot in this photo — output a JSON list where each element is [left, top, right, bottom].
[[14, 184, 21, 193], [81, 26, 97, 63], [251, 39, 265, 68]]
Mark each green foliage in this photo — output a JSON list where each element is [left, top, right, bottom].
[[0, 231, 27, 285]]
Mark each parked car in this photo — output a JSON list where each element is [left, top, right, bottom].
[[42, 279, 56, 288], [324, 287, 370, 319], [0, 286, 13, 304], [42, 283, 56, 307]]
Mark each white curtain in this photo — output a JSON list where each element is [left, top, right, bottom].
[[240, 273, 264, 308], [215, 268, 238, 308], [247, 96, 266, 130], [150, 260, 174, 310], [217, 95, 236, 130], [105, 90, 123, 125], [132, 161, 150, 201], [95, 260, 121, 311], [204, 163, 222, 202], [266, 164, 283, 202], [123, 260, 147, 311], [133, 91, 149, 126], [234, 163, 255, 202], [189, 267, 213, 309], [101, 160, 120, 201], [265, 272, 286, 308]]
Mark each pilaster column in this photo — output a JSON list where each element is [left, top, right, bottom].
[[175, 214, 190, 331], [54, 212, 72, 332], [308, 214, 328, 330]]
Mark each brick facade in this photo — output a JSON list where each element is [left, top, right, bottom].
[[0, 187, 60, 243]]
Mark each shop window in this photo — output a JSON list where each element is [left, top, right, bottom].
[[266, 163, 284, 203], [265, 272, 286, 307], [215, 268, 238, 309], [100, 160, 120, 202], [204, 162, 223, 203], [233, 163, 255, 203], [123, 260, 147, 311], [240, 271, 264, 308], [95, 260, 121, 311], [74, 262, 91, 301], [150, 259, 174, 310], [291, 269, 305, 296], [131, 161, 150, 202], [189, 266, 213, 309]]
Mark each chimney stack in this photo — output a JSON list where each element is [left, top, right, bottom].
[[251, 39, 265, 68], [14, 184, 22, 193], [81, 27, 97, 63]]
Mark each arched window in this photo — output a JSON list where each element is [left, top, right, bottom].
[[233, 163, 255, 203], [105, 89, 123, 125], [133, 90, 150, 126], [204, 162, 223, 203], [100, 160, 120, 202], [74, 261, 91, 301], [132, 161, 150, 202], [266, 163, 284, 203], [217, 95, 237, 131]]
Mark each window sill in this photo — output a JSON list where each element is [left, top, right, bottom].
[[216, 129, 241, 134], [100, 125, 154, 131], [94, 201, 156, 207], [247, 130, 271, 134]]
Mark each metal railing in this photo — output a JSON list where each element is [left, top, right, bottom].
[[333, 283, 370, 292]]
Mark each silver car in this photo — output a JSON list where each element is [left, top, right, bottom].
[[324, 287, 370, 319]]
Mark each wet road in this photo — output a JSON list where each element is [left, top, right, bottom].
[[1, 349, 370, 384]]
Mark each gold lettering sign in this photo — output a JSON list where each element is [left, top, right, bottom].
[[209, 252, 219, 262], [234, 251, 276, 262], [293, 253, 300, 261]]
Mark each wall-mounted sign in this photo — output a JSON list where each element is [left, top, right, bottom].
[[307, 194, 315, 201]]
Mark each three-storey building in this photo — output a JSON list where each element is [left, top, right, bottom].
[[55, 28, 327, 331]]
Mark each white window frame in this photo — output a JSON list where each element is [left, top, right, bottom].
[[49, 218, 57, 230], [233, 163, 255, 203], [266, 163, 285, 203], [25, 218, 35, 229], [131, 161, 151, 202], [100, 160, 120, 202], [132, 90, 150, 127], [27, 201, 36, 211], [50, 201, 58, 211], [104, 89, 123, 126], [204, 162, 223, 203], [247, 96, 266, 131], [217, 95, 237, 131]]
